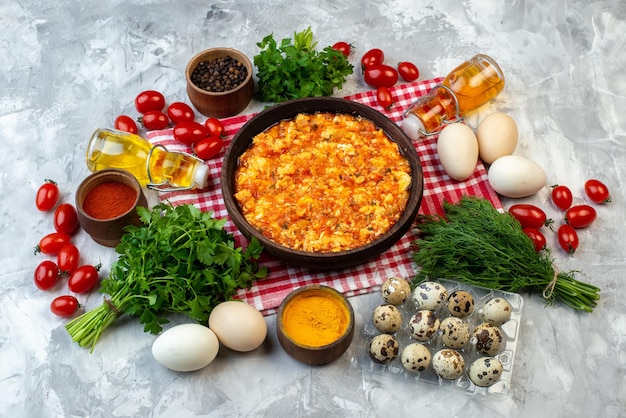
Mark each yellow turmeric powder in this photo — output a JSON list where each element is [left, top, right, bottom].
[[281, 289, 350, 347]]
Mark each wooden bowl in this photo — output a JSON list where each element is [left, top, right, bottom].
[[221, 97, 424, 270], [75, 169, 148, 247], [276, 285, 355, 365], [185, 47, 254, 118]]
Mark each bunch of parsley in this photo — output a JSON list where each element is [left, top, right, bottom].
[[66, 203, 267, 352], [253, 27, 354, 103]]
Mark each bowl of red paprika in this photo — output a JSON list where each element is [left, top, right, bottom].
[[75, 168, 148, 247]]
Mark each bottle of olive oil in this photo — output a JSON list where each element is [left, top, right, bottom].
[[86, 128, 209, 191]]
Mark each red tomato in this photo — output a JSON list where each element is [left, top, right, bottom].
[[35, 232, 71, 255], [57, 244, 80, 275], [53, 203, 78, 235], [361, 48, 385, 70], [114, 115, 138, 134], [50, 295, 80, 317], [36, 179, 59, 212], [397, 61, 420, 82], [34, 260, 60, 290], [140, 110, 170, 130], [167, 102, 195, 124], [204, 117, 225, 138], [364, 65, 398, 88], [194, 136, 223, 160], [584, 179, 611, 204], [551, 184, 573, 210], [565, 204, 597, 228], [68, 264, 101, 294], [375, 86, 394, 109], [557, 224, 579, 254], [331, 41, 352, 57], [508, 204, 551, 229], [522, 227, 546, 252], [173, 121, 208, 146], [135, 90, 165, 114]]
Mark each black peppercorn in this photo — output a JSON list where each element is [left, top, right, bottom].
[[190, 55, 248, 92]]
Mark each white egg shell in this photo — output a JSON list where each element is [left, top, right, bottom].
[[412, 281, 448, 311], [152, 323, 219, 372], [432, 349, 465, 380], [437, 122, 479, 181], [488, 155, 547, 198], [476, 112, 518, 164], [401, 342, 432, 373], [480, 297, 513, 326], [208, 301, 267, 352], [468, 357, 504, 387], [439, 316, 470, 349]]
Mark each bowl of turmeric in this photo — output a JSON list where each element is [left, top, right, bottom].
[[276, 285, 355, 365]]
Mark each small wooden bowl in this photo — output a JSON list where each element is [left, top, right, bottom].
[[75, 169, 148, 247], [276, 285, 355, 365], [185, 47, 254, 118]]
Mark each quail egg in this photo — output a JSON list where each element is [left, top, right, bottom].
[[432, 349, 465, 380], [439, 316, 470, 349], [372, 304, 403, 334], [412, 281, 448, 311], [480, 297, 513, 326], [408, 310, 440, 342], [472, 322, 504, 356], [468, 357, 504, 387], [447, 290, 475, 318], [401, 343, 432, 373], [381, 277, 411, 305], [369, 334, 400, 363]]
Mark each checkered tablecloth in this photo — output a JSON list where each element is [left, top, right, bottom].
[[146, 77, 502, 315]]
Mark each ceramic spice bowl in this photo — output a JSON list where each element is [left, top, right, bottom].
[[185, 47, 254, 118], [75, 168, 148, 247]]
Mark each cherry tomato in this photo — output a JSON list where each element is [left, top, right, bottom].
[[397, 61, 420, 82], [508, 204, 551, 229], [167, 102, 195, 124], [135, 90, 165, 114], [35, 232, 71, 255], [550, 184, 573, 210], [50, 295, 80, 318], [375, 86, 394, 109], [68, 264, 101, 294], [34, 260, 60, 290], [361, 48, 385, 70], [114, 115, 138, 134], [565, 204, 597, 229], [364, 64, 399, 88], [139, 110, 170, 130], [173, 121, 208, 146], [557, 224, 579, 255], [194, 136, 223, 160], [584, 179, 611, 203], [331, 41, 352, 57], [53, 203, 78, 235], [522, 227, 546, 252], [204, 117, 225, 138], [36, 179, 59, 212], [57, 244, 80, 275]]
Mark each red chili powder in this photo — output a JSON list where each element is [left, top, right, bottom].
[[83, 181, 137, 220]]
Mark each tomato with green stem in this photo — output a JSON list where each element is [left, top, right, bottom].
[[35, 232, 71, 255], [584, 179, 611, 203], [139, 110, 170, 130], [57, 243, 80, 275], [166, 102, 195, 124], [68, 264, 101, 294], [565, 204, 597, 229], [397, 61, 419, 82], [53, 203, 78, 235], [34, 260, 60, 290], [50, 295, 80, 317], [36, 179, 59, 212], [114, 115, 138, 134], [557, 224, 579, 254], [135, 90, 165, 114], [551, 184, 573, 210], [508, 204, 552, 229], [375, 86, 394, 109]]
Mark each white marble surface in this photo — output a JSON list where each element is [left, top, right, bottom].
[[2, 0, 625, 417]]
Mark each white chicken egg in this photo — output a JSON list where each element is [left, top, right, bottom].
[[437, 122, 479, 181], [480, 297, 513, 326], [152, 323, 219, 372], [412, 281, 448, 311], [488, 155, 546, 198], [208, 301, 267, 352], [476, 112, 518, 164], [468, 357, 504, 387], [432, 349, 465, 380]]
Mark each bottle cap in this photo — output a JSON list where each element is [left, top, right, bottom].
[[401, 113, 425, 141], [192, 163, 210, 189]]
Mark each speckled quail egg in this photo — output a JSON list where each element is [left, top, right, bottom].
[[412, 281, 448, 311], [372, 304, 403, 334], [472, 322, 504, 356], [480, 297, 513, 326], [432, 349, 465, 380], [439, 316, 470, 349], [401, 343, 432, 373], [369, 334, 400, 363], [447, 290, 475, 318], [381, 277, 411, 305], [408, 310, 440, 342], [468, 357, 504, 387]]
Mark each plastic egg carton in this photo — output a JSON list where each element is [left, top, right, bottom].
[[354, 278, 523, 399]]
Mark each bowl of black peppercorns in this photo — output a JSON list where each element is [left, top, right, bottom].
[[186, 47, 254, 118]]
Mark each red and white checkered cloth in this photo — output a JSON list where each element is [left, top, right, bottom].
[[147, 77, 502, 315]]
